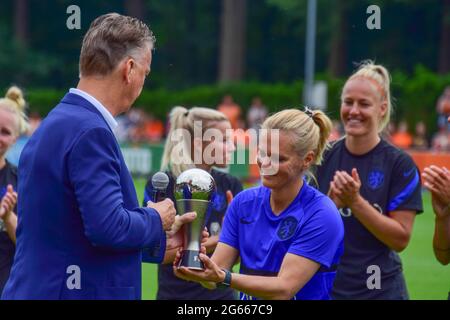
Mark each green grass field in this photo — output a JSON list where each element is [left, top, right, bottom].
[[135, 178, 450, 300]]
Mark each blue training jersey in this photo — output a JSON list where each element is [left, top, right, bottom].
[[219, 182, 344, 300]]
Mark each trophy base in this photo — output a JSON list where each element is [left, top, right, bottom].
[[178, 250, 204, 270]]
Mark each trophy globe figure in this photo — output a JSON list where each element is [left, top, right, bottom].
[[175, 168, 216, 269]]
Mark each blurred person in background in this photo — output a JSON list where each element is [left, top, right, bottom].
[[247, 97, 268, 130], [329, 120, 343, 142], [436, 86, 450, 132], [0, 86, 28, 295], [423, 116, 450, 268], [316, 61, 423, 300], [114, 113, 132, 143], [125, 109, 164, 143], [27, 112, 41, 137], [218, 95, 242, 130], [5, 108, 37, 167], [431, 126, 450, 152], [391, 120, 413, 149], [143, 106, 242, 300], [144, 113, 164, 143], [127, 109, 147, 144], [423, 165, 450, 267], [382, 121, 397, 144], [411, 121, 429, 151]]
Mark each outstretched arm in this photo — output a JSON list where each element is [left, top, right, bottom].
[[175, 249, 319, 300]]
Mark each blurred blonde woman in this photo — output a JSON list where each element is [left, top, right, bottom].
[[316, 61, 423, 299], [143, 106, 243, 300], [174, 108, 344, 300], [0, 86, 28, 295], [422, 115, 450, 267]]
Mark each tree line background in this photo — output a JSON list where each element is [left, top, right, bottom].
[[0, 0, 449, 132]]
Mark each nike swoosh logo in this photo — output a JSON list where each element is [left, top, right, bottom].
[[403, 168, 416, 177], [239, 218, 255, 224]]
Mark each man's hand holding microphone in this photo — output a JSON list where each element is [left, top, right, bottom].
[[146, 172, 209, 264], [147, 198, 176, 232]]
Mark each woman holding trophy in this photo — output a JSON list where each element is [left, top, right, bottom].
[[143, 106, 242, 300], [174, 108, 344, 300]]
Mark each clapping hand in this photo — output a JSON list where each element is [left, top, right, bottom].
[[328, 168, 362, 208], [423, 166, 450, 218], [0, 185, 17, 220]]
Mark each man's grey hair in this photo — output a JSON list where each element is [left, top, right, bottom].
[[79, 13, 155, 77]]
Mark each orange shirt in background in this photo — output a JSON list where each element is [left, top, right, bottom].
[[218, 103, 242, 130], [391, 132, 413, 149]]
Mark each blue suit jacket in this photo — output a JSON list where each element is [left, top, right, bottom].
[[1, 93, 165, 300]]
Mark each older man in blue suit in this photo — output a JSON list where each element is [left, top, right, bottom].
[[2, 13, 181, 300]]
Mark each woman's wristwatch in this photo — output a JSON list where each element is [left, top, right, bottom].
[[217, 268, 232, 289]]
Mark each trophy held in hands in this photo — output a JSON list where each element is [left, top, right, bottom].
[[175, 168, 216, 270]]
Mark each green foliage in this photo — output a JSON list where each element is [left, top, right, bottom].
[[393, 66, 450, 134], [0, 21, 60, 88], [21, 67, 449, 136], [0, 0, 445, 89]]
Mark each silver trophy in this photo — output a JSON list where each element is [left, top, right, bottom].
[[175, 168, 216, 270]]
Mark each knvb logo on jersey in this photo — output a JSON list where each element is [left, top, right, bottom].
[[277, 216, 298, 241], [211, 192, 226, 212], [368, 169, 384, 190]]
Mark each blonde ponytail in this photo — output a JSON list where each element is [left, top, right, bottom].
[[0, 86, 29, 136], [6, 86, 26, 112], [262, 108, 332, 166], [311, 110, 332, 165], [160, 106, 193, 177]]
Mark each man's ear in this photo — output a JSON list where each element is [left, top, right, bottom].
[[123, 58, 134, 84]]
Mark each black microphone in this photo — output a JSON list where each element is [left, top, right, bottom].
[[151, 172, 170, 203]]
